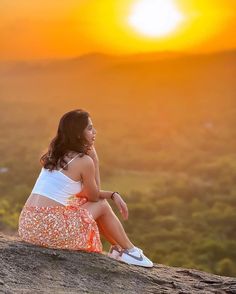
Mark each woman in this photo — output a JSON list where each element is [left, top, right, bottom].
[[18, 109, 153, 267]]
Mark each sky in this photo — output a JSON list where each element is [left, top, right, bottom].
[[0, 0, 236, 61]]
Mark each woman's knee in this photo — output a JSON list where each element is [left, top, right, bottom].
[[99, 198, 113, 214], [81, 198, 113, 220]]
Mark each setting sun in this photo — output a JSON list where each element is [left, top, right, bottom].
[[128, 0, 184, 37], [0, 0, 236, 60]]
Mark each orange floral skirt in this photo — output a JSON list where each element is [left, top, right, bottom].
[[18, 195, 103, 253]]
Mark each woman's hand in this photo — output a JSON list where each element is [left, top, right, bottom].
[[87, 144, 99, 163], [113, 193, 129, 220]]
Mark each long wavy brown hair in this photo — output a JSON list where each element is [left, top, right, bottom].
[[40, 109, 91, 171]]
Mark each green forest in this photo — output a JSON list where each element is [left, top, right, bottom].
[[0, 50, 236, 277]]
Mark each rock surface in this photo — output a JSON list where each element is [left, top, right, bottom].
[[0, 233, 235, 294]]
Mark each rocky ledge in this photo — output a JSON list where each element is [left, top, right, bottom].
[[0, 233, 235, 293]]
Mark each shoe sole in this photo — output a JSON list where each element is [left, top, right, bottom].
[[117, 258, 153, 268]]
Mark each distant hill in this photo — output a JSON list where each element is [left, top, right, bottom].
[[1, 49, 235, 75], [0, 49, 235, 124]]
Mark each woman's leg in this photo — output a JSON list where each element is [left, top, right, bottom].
[[96, 217, 117, 245], [81, 199, 134, 249]]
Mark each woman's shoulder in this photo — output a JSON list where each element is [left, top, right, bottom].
[[70, 153, 94, 167], [66, 153, 93, 175]]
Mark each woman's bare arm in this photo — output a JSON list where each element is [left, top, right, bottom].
[[93, 159, 101, 190], [85, 145, 124, 201], [92, 156, 113, 199], [86, 145, 101, 189], [81, 147, 128, 219]]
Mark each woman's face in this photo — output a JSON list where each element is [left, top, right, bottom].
[[83, 117, 97, 146]]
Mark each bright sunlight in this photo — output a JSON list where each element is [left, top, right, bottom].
[[128, 0, 184, 37]]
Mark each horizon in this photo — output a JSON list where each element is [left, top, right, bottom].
[[1, 47, 236, 64]]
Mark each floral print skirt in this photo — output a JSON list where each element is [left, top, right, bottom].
[[18, 195, 103, 253]]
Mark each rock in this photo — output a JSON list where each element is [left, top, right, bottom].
[[0, 232, 235, 293]]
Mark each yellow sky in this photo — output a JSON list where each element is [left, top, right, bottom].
[[0, 0, 236, 61]]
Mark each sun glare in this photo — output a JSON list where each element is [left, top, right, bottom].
[[128, 0, 184, 37]]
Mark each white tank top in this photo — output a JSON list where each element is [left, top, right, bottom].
[[31, 154, 83, 206]]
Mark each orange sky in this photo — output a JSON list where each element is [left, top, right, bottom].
[[0, 0, 236, 61]]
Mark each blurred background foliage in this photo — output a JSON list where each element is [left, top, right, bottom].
[[0, 51, 236, 277]]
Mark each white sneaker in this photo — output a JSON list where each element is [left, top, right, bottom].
[[107, 245, 122, 260], [118, 247, 153, 268]]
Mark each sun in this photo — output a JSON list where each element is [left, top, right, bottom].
[[128, 0, 184, 37]]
